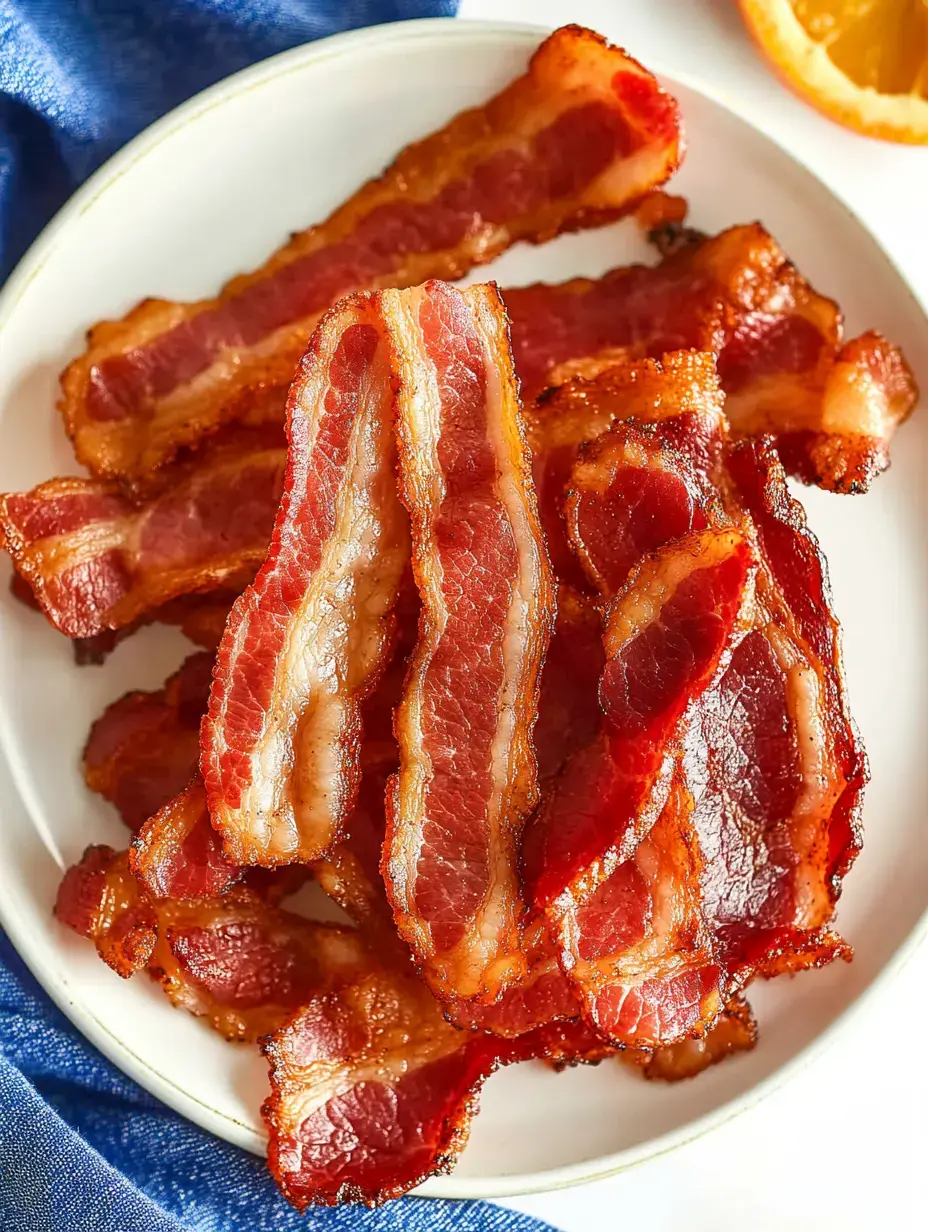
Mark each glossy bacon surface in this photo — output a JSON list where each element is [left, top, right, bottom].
[[507, 224, 917, 491], [84, 652, 213, 830], [263, 957, 503, 1207], [683, 439, 867, 977], [382, 282, 554, 1003], [202, 297, 408, 867], [55, 843, 350, 1041], [533, 528, 755, 1045], [625, 995, 757, 1082], [60, 25, 682, 484], [0, 430, 283, 639]]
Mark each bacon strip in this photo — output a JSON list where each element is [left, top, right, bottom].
[[83, 652, 213, 829], [526, 350, 724, 590], [564, 771, 722, 1046], [55, 845, 548, 1205], [60, 25, 681, 484], [381, 282, 554, 1003], [533, 528, 754, 1044], [507, 224, 917, 491], [55, 844, 350, 1041], [263, 959, 503, 1207], [202, 298, 408, 867], [531, 360, 864, 1044], [565, 417, 718, 595], [0, 430, 283, 639], [683, 438, 867, 980], [130, 780, 240, 901]]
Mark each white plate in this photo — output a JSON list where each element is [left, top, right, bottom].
[[0, 17, 926, 1201]]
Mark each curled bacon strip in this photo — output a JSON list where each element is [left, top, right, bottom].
[[55, 844, 346, 1041], [202, 297, 408, 866], [683, 438, 867, 980], [533, 528, 755, 1045], [526, 350, 724, 590], [382, 282, 554, 1003], [84, 651, 213, 830], [60, 25, 681, 484], [507, 224, 917, 491], [0, 430, 283, 639]]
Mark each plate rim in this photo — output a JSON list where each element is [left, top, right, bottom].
[[0, 13, 926, 1203]]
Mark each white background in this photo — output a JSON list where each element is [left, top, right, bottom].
[[455, 2, 928, 1229]]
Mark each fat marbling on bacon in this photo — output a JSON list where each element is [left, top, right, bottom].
[[60, 24, 682, 485], [507, 222, 917, 492], [0, 428, 284, 639], [381, 281, 554, 1004], [201, 296, 409, 867], [527, 352, 865, 1046]]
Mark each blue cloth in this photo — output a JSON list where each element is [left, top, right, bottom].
[[0, 0, 458, 281], [0, 4, 555, 1229]]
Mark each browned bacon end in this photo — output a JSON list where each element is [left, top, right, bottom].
[[382, 281, 554, 1005], [0, 429, 283, 640], [59, 25, 682, 485], [624, 996, 758, 1082]]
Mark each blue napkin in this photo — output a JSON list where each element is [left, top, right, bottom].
[[0, 4, 556, 1229]]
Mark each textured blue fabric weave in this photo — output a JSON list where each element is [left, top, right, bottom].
[[0, 3, 555, 1229]]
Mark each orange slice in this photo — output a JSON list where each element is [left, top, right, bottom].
[[739, 0, 928, 143]]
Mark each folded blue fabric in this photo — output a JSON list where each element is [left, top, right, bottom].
[[0, 934, 554, 1230], [0, 3, 555, 1229]]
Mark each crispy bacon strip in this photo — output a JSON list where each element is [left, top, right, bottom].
[[564, 771, 722, 1047], [381, 282, 554, 1003], [533, 529, 754, 1043], [84, 652, 213, 829], [55, 841, 613, 1204], [130, 780, 240, 900], [565, 417, 718, 596], [202, 297, 408, 866], [55, 844, 348, 1041], [152, 892, 360, 1042], [0, 430, 283, 638], [526, 350, 724, 590], [453, 593, 603, 1037], [539, 368, 864, 1041], [507, 224, 917, 491], [262, 959, 503, 1207], [682, 438, 867, 979], [60, 25, 681, 484]]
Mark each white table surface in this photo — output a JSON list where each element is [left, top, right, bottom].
[[455, 2, 928, 1228]]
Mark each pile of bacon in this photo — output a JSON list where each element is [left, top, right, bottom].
[[1, 25, 917, 1208]]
